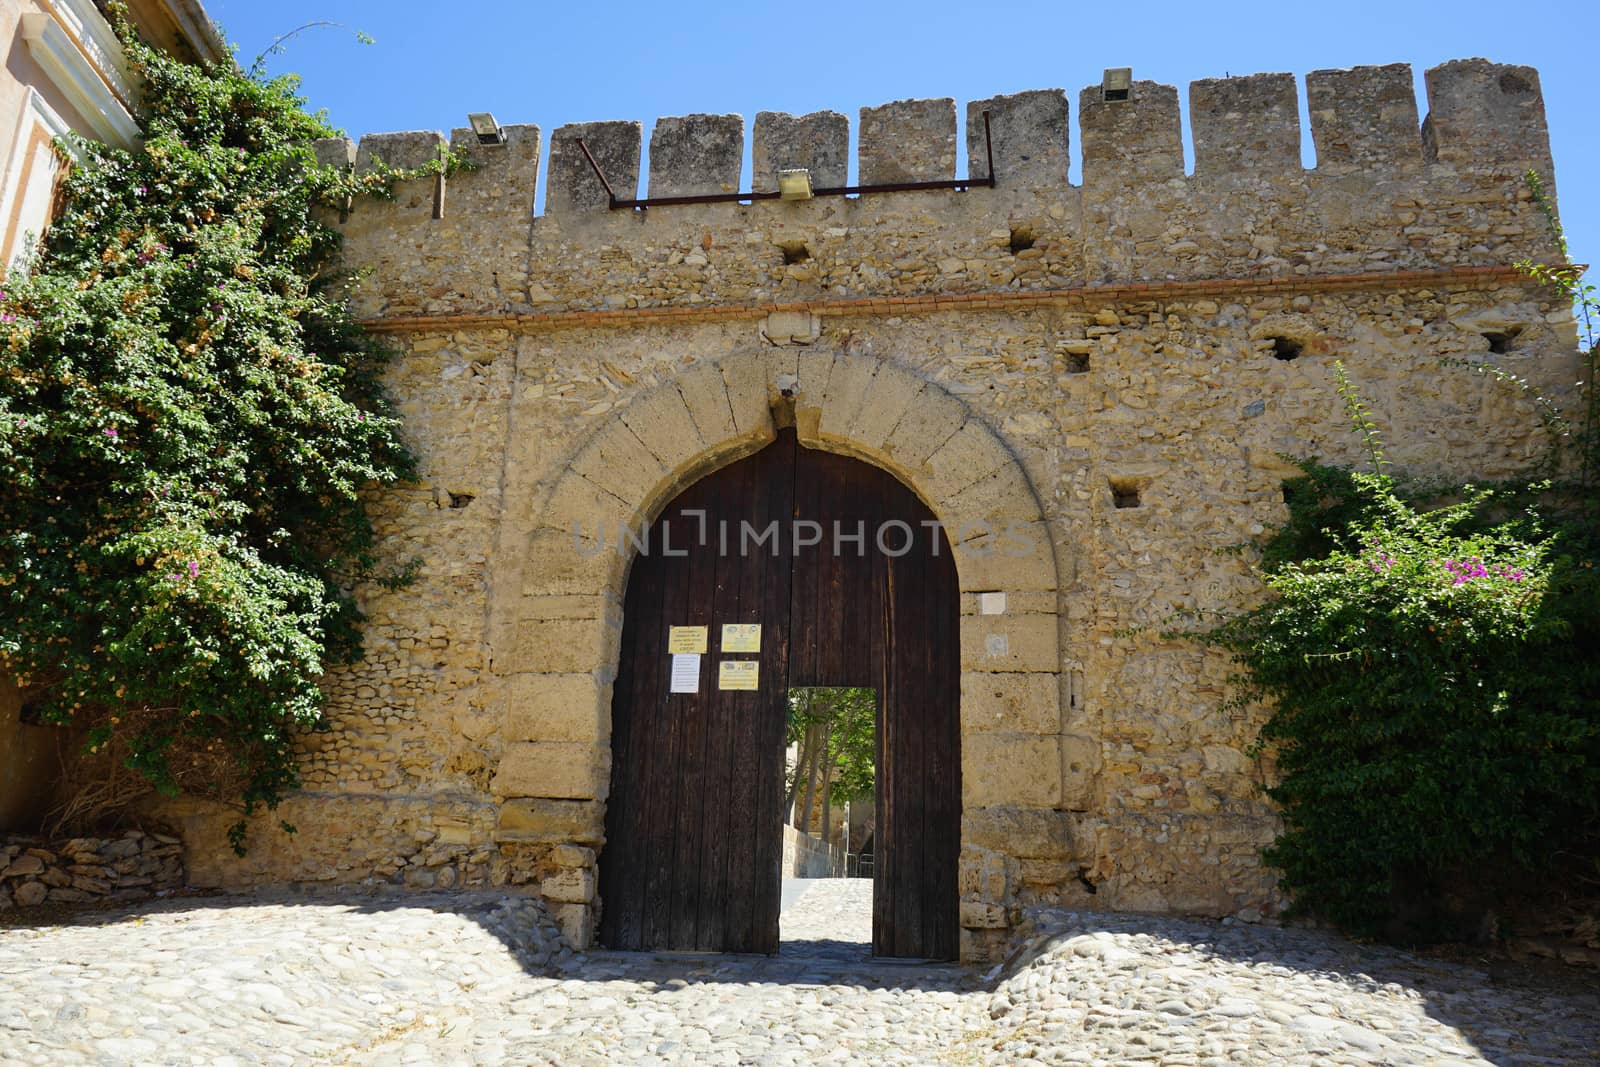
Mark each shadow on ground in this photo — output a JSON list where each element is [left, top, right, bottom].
[[5, 889, 1599, 1065]]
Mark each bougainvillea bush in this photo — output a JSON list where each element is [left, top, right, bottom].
[[1209, 365, 1600, 940], [0, 11, 433, 846]]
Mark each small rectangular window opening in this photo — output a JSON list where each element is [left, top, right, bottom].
[[1109, 478, 1144, 509]]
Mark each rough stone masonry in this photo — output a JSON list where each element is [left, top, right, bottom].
[[156, 59, 1582, 964]]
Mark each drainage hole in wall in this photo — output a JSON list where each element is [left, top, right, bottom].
[[778, 240, 810, 265], [1109, 478, 1143, 509], [1483, 327, 1522, 354], [1269, 336, 1303, 361], [1008, 226, 1036, 254], [1065, 352, 1090, 374], [448, 491, 475, 509]]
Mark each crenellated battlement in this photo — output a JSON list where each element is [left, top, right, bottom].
[[321, 58, 1562, 322]]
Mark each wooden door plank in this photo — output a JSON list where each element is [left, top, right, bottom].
[[695, 455, 748, 951], [667, 481, 722, 950], [755, 432, 798, 954]]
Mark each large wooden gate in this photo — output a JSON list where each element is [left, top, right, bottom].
[[599, 429, 960, 958]]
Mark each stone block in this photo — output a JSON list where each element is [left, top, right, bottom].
[[569, 423, 670, 507], [514, 616, 621, 676], [620, 384, 706, 474], [719, 353, 783, 438], [1079, 81, 1183, 185], [961, 806, 1079, 859], [674, 362, 739, 447], [768, 312, 824, 350], [963, 734, 1061, 807], [1061, 732, 1102, 810], [966, 89, 1070, 185], [520, 528, 625, 599], [648, 114, 744, 198], [504, 673, 611, 744], [925, 419, 1013, 504], [960, 926, 1007, 965], [550, 844, 595, 868], [541, 474, 637, 543], [521, 594, 618, 622], [1190, 73, 1300, 176], [1018, 858, 1068, 888], [540, 866, 595, 904], [959, 901, 1008, 929], [753, 110, 849, 193], [1306, 63, 1421, 171], [547, 120, 642, 216], [949, 521, 1058, 593], [812, 354, 878, 446], [881, 386, 969, 469], [495, 798, 604, 844], [959, 671, 1061, 735], [491, 742, 610, 801], [859, 98, 956, 184], [958, 614, 1057, 672], [942, 463, 1046, 531], [847, 367, 926, 454], [553, 902, 594, 949]]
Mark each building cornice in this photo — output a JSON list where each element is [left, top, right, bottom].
[[20, 7, 140, 148], [154, 0, 229, 68]]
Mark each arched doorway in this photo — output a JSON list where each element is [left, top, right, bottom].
[[599, 428, 960, 959]]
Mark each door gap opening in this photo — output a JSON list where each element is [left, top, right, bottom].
[[779, 685, 876, 960]]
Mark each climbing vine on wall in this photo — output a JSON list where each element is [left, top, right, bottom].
[[0, 7, 453, 848]]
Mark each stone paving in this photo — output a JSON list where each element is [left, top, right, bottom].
[[1, 880, 1596, 1065]]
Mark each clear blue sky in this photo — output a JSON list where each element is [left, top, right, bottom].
[[206, 0, 1597, 267]]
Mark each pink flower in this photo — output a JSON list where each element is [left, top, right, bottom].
[[187, 560, 200, 578], [103, 428, 118, 439]]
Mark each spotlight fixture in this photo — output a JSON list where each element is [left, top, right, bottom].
[[1102, 68, 1132, 103], [467, 112, 505, 146], [777, 168, 814, 201]]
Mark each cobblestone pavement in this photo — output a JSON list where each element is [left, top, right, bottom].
[[1, 882, 1596, 1065]]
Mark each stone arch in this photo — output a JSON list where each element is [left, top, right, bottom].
[[488, 348, 1066, 957]]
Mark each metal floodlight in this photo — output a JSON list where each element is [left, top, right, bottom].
[[1102, 68, 1132, 103], [777, 168, 814, 201], [467, 112, 505, 146]]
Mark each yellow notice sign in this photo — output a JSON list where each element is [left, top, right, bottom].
[[667, 626, 708, 654], [721, 623, 762, 653], [718, 660, 759, 691]]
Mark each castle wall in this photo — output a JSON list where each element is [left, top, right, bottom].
[[163, 59, 1582, 963]]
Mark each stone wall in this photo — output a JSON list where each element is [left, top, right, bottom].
[[159, 58, 1583, 964], [0, 830, 184, 911], [782, 824, 845, 879]]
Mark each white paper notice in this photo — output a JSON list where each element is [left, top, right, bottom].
[[669, 653, 701, 693]]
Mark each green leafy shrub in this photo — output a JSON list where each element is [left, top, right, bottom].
[[1211, 474, 1599, 936], [0, 10, 442, 846], [1209, 352, 1600, 940]]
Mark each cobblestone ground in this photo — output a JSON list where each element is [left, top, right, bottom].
[[1, 882, 1596, 1065]]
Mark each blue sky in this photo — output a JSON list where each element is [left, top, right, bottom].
[[206, 0, 1597, 268]]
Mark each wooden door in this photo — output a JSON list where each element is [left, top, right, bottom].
[[599, 429, 959, 959]]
